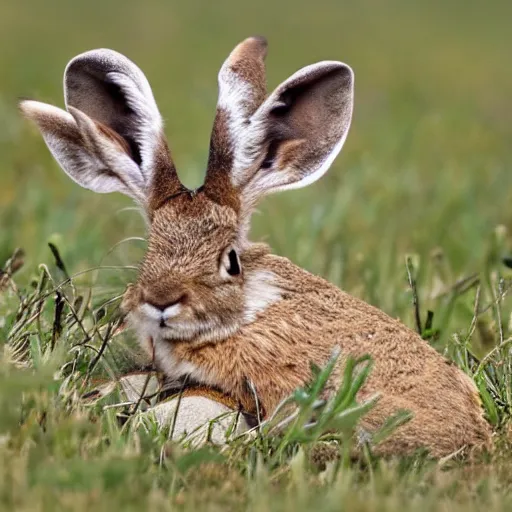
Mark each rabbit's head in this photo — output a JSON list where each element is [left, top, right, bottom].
[[20, 37, 354, 352]]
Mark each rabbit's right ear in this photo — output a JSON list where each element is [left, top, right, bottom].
[[20, 49, 182, 212], [204, 37, 353, 220]]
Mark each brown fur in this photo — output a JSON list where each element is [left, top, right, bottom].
[[228, 36, 268, 92], [204, 109, 240, 212], [127, 194, 491, 457], [204, 37, 267, 207], [148, 137, 184, 213], [21, 38, 492, 457]]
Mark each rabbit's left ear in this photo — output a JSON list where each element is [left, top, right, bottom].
[[21, 49, 182, 212], [204, 37, 353, 209]]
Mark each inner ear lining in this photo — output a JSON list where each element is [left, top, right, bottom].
[[257, 69, 349, 173], [71, 71, 145, 166], [102, 78, 135, 117], [276, 84, 305, 109], [272, 68, 344, 118], [98, 77, 145, 166]]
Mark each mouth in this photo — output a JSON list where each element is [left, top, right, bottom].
[[131, 303, 241, 343]]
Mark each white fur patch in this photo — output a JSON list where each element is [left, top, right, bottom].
[[217, 68, 252, 126], [140, 302, 182, 321], [148, 396, 249, 446], [153, 341, 207, 385], [217, 71, 264, 185], [243, 270, 282, 323], [140, 303, 163, 321], [162, 303, 182, 320]]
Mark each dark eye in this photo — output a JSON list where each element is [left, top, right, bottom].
[[227, 249, 241, 276]]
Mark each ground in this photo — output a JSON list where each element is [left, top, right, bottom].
[[1, 0, 512, 510]]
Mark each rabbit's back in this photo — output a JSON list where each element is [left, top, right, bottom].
[[245, 254, 492, 455], [168, 250, 491, 456]]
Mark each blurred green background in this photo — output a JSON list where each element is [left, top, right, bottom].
[[1, 0, 512, 341]]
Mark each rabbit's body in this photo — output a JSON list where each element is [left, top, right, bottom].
[[182, 251, 490, 456], [127, 195, 491, 456], [21, 36, 491, 456]]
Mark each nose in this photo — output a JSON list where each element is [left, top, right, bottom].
[[143, 291, 187, 312]]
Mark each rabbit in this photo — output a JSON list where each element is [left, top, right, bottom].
[[20, 36, 492, 457]]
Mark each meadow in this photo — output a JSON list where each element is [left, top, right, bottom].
[[1, 0, 512, 509]]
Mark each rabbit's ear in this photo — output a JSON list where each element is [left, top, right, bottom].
[[21, 49, 182, 212], [20, 100, 148, 204], [204, 36, 268, 208], [204, 48, 353, 210]]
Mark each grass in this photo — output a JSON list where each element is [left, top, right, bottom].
[[1, 0, 512, 509]]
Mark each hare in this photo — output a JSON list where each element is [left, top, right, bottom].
[[20, 37, 491, 456]]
